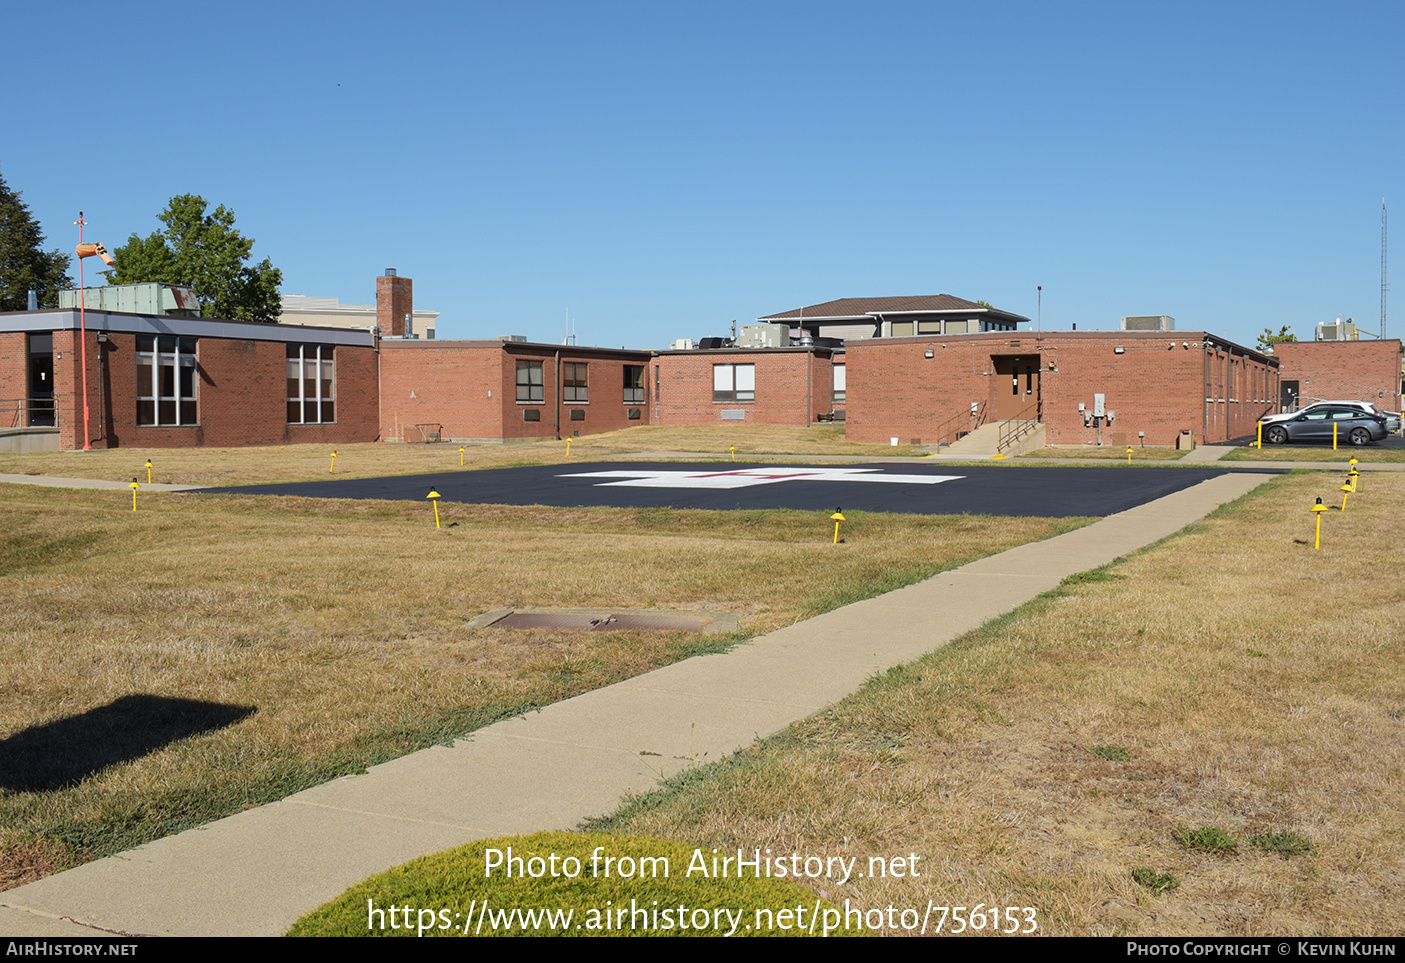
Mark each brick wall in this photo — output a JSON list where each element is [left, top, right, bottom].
[[845, 332, 1277, 447], [651, 349, 840, 426], [380, 341, 652, 442], [50, 331, 378, 450], [1272, 340, 1403, 409]]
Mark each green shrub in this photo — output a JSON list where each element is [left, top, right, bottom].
[[288, 832, 869, 937]]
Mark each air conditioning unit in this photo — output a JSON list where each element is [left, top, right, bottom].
[[1120, 315, 1175, 332], [1315, 321, 1358, 341]]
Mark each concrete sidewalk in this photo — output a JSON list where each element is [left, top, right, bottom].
[[0, 471, 1276, 937]]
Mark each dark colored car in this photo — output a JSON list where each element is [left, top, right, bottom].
[[1262, 406, 1388, 446]]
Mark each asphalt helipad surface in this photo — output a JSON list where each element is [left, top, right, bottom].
[[205, 461, 1281, 517]]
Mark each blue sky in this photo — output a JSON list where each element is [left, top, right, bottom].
[[3, 1, 1401, 349]]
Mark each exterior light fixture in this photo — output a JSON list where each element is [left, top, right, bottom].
[[1114, 345, 1125, 354], [925, 349, 934, 358]]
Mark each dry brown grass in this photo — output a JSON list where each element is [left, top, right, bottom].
[[0, 441, 570, 488], [0, 483, 1083, 890], [559, 424, 926, 458], [596, 471, 1405, 936], [1019, 445, 1185, 461], [1222, 445, 1405, 463], [0, 426, 923, 488]]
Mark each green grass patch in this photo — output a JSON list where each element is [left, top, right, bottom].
[[1087, 745, 1131, 762], [1248, 831, 1313, 858], [1060, 569, 1128, 586], [287, 832, 868, 937], [1130, 867, 1181, 895], [1174, 825, 1238, 855]]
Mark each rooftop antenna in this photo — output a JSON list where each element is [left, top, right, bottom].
[[1382, 198, 1388, 340], [1037, 285, 1042, 332]]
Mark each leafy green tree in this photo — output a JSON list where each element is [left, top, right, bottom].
[[0, 173, 73, 310], [110, 194, 282, 323], [1256, 325, 1297, 353]]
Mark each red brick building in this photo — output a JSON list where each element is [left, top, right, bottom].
[[1270, 339, 1403, 412], [0, 309, 378, 450], [844, 330, 1278, 447], [649, 347, 844, 427], [378, 340, 653, 442]]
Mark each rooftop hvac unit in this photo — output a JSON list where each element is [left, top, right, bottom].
[[1315, 321, 1359, 341], [496, 335, 528, 342], [670, 338, 696, 351], [59, 282, 202, 317], [734, 323, 790, 348], [1120, 315, 1175, 331]]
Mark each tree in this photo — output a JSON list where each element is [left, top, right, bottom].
[[1256, 325, 1298, 353], [110, 194, 282, 323], [0, 173, 73, 310]]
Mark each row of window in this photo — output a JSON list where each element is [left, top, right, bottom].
[[516, 362, 647, 404], [712, 363, 847, 403], [136, 337, 337, 427]]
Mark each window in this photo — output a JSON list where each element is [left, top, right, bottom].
[[516, 361, 544, 402], [563, 363, 588, 403], [137, 336, 197, 426], [623, 365, 645, 403], [287, 344, 335, 424], [917, 321, 940, 334], [523, 408, 541, 422], [713, 363, 755, 402], [832, 364, 846, 403], [891, 321, 915, 337]]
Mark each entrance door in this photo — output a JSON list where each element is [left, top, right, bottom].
[[1280, 380, 1299, 412], [27, 334, 54, 427], [993, 356, 1040, 419]]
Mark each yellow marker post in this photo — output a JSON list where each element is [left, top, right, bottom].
[[730, 445, 736, 462], [459, 445, 465, 467], [1349, 456, 1360, 490], [1333, 422, 1338, 450], [427, 488, 442, 529], [145, 458, 153, 484], [129, 477, 140, 512], [1340, 480, 1354, 511], [1255, 422, 1262, 448], [1126, 446, 1133, 466], [329, 450, 338, 473], [1311, 497, 1328, 549], [830, 508, 846, 545], [566, 437, 572, 457]]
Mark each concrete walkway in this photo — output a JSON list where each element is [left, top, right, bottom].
[[0, 470, 1277, 937]]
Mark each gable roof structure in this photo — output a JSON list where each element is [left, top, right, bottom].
[[758, 295, 1030, 325]]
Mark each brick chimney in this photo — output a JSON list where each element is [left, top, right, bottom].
[[376, 268, 413, 336]]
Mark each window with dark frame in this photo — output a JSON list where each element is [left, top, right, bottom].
[[832, 364, 846, 403], [286, 343, 336, 424], [563, 362, 588, 403], [623, 365, 644, 403], [712, 363, 755, 402], [137, 336, 198, 426], [516, 361, 544, 402]]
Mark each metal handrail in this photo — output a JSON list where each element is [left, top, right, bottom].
[[933, 400, 987, 447], [998, 398, 1042, 451], [0, 397, 55, 429]]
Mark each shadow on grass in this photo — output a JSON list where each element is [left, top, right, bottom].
[[0, 695, 254, 792]]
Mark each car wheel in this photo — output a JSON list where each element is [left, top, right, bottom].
[[1266, 425, 1288, 445], [1350, 427, 1371, 446]]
